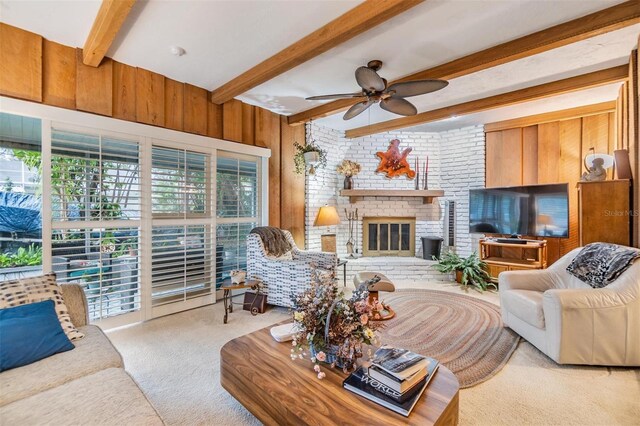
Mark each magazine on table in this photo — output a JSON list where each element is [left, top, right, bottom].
[[371, 345, 430, 380]]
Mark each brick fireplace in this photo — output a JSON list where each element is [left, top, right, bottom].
[[305, 123, 486, 285]]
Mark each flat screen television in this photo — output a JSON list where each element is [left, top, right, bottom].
[[469, 183, 569, 238]]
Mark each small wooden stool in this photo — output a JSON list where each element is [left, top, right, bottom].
[[353, 271, 396, 320]]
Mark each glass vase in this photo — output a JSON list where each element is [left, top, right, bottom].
[[343, 176, 353, 190]]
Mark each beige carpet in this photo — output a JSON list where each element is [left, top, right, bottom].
[[108, 282, 640, 426], [382, 289, 519, 388]]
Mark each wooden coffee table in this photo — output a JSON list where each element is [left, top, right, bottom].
[[220, 324, 459, 425]]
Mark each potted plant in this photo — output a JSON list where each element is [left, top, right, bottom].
[[293, 141, 327, 175], [290, 269, 381, 378], [336, 160, 362, 190], [432, 251, 496, 292]]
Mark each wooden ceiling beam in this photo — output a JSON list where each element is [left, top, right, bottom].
[[289, 0, 640, 125], [484, 101, 616, 132], [82, 0, 136, 67], [210, 0, 424, 104], [345, 65, 628, 138]]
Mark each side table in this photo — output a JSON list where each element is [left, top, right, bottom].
[[220, 278, 262, 324]]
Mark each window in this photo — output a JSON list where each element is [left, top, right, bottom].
[[0, 113, 43, 282], [152, 147, 209, 217], [150, 146, 214, 307], [49, 127, 141, 321], [216, 154, 260, 286]]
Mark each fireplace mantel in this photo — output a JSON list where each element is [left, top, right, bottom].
[[340, 189, 445, 204]]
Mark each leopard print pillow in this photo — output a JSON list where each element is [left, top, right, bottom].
[[0, 273, 84, 340]]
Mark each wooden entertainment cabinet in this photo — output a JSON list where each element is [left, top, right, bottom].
[[479, 239, 547, 283]]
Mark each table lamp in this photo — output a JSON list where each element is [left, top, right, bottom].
[[314, 205, 341, 252], [536, 214, 554, 236]]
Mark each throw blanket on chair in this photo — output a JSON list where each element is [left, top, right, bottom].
[[566, 242, 640, 288], [249, 227, 293, 257]]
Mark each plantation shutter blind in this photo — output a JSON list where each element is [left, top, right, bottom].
[[150, 146, 214, 307], [215, 154, 261, 286], [50, 128, 141, 321]]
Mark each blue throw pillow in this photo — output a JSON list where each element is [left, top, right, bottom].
[[0, 299, 75, 372]]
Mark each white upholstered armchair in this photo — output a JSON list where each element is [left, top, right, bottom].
[[246, 229, 337, 308], [500, 247, 640, 366]]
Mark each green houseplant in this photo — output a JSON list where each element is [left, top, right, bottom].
[[293, 141, 327, 175], [433, 251, 496, 292]]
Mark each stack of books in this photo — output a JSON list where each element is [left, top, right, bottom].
[[343, 345, 439, 417]]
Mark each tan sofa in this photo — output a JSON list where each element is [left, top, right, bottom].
[[499, 247, 640, 366], [0, 284, 163, 425]]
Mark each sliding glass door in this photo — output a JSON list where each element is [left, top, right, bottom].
[[149, 145, 216, 315], [0, 99, 270, 328], [216, 153, 261, 287], [49, 126, 142, 323]]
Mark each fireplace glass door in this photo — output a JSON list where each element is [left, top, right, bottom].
[[363, 217, 415, 257]]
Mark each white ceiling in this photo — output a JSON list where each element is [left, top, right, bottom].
[[318, 24, 639, 131], [0, 0, 637, 134]]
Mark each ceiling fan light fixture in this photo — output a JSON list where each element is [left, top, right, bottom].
[[306, 60, 449, 120]]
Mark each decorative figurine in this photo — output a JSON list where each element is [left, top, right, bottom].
[[581, 157, 607, 182]]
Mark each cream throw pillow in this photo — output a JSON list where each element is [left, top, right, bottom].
[[0, 273, 84, 340]]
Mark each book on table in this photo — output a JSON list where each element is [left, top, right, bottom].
[[368, 361, 433, 394], [370, 345, 432, 380], [343, 364, 439, 417]]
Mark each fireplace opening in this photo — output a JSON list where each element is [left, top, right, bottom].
[[363, 217, 415, 257]]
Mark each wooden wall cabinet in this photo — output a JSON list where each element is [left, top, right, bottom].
[[578, 179, 631, 246]]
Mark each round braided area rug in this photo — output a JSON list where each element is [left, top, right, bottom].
[[379, 289, 520, 388]]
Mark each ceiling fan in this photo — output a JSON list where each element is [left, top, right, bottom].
[[305, 60, 448, 120]]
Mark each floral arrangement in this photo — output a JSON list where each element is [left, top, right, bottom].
[[336, 159, 362, 177], [290, 268, 381, 378]]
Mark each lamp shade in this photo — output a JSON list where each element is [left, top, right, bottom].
[[585, 153, 615, 169], [313, 206, 341, 227]]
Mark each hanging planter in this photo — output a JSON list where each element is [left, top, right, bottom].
[[303, 151, 320, 164], [293, 141, 327, 175]]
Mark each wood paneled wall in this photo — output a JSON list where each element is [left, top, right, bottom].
[[485, 112, 618, 263], [615, 48, 639, 247], [0, 23, 306, 246]]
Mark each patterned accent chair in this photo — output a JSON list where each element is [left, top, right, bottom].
[[246, 230, 337, 308]]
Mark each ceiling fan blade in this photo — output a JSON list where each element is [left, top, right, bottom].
[[305, 92, 364, 101], [386, 79, 448, 98], [343, 99, 374, 120], [355, 66, 385, 92], [380, 97, 417, 116]]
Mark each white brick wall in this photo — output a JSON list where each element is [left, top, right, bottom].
[[304, 122, 485, 281], [305, 123, 347, 252], [337, 130, 443, 259], [438, 125, 486, 257]]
